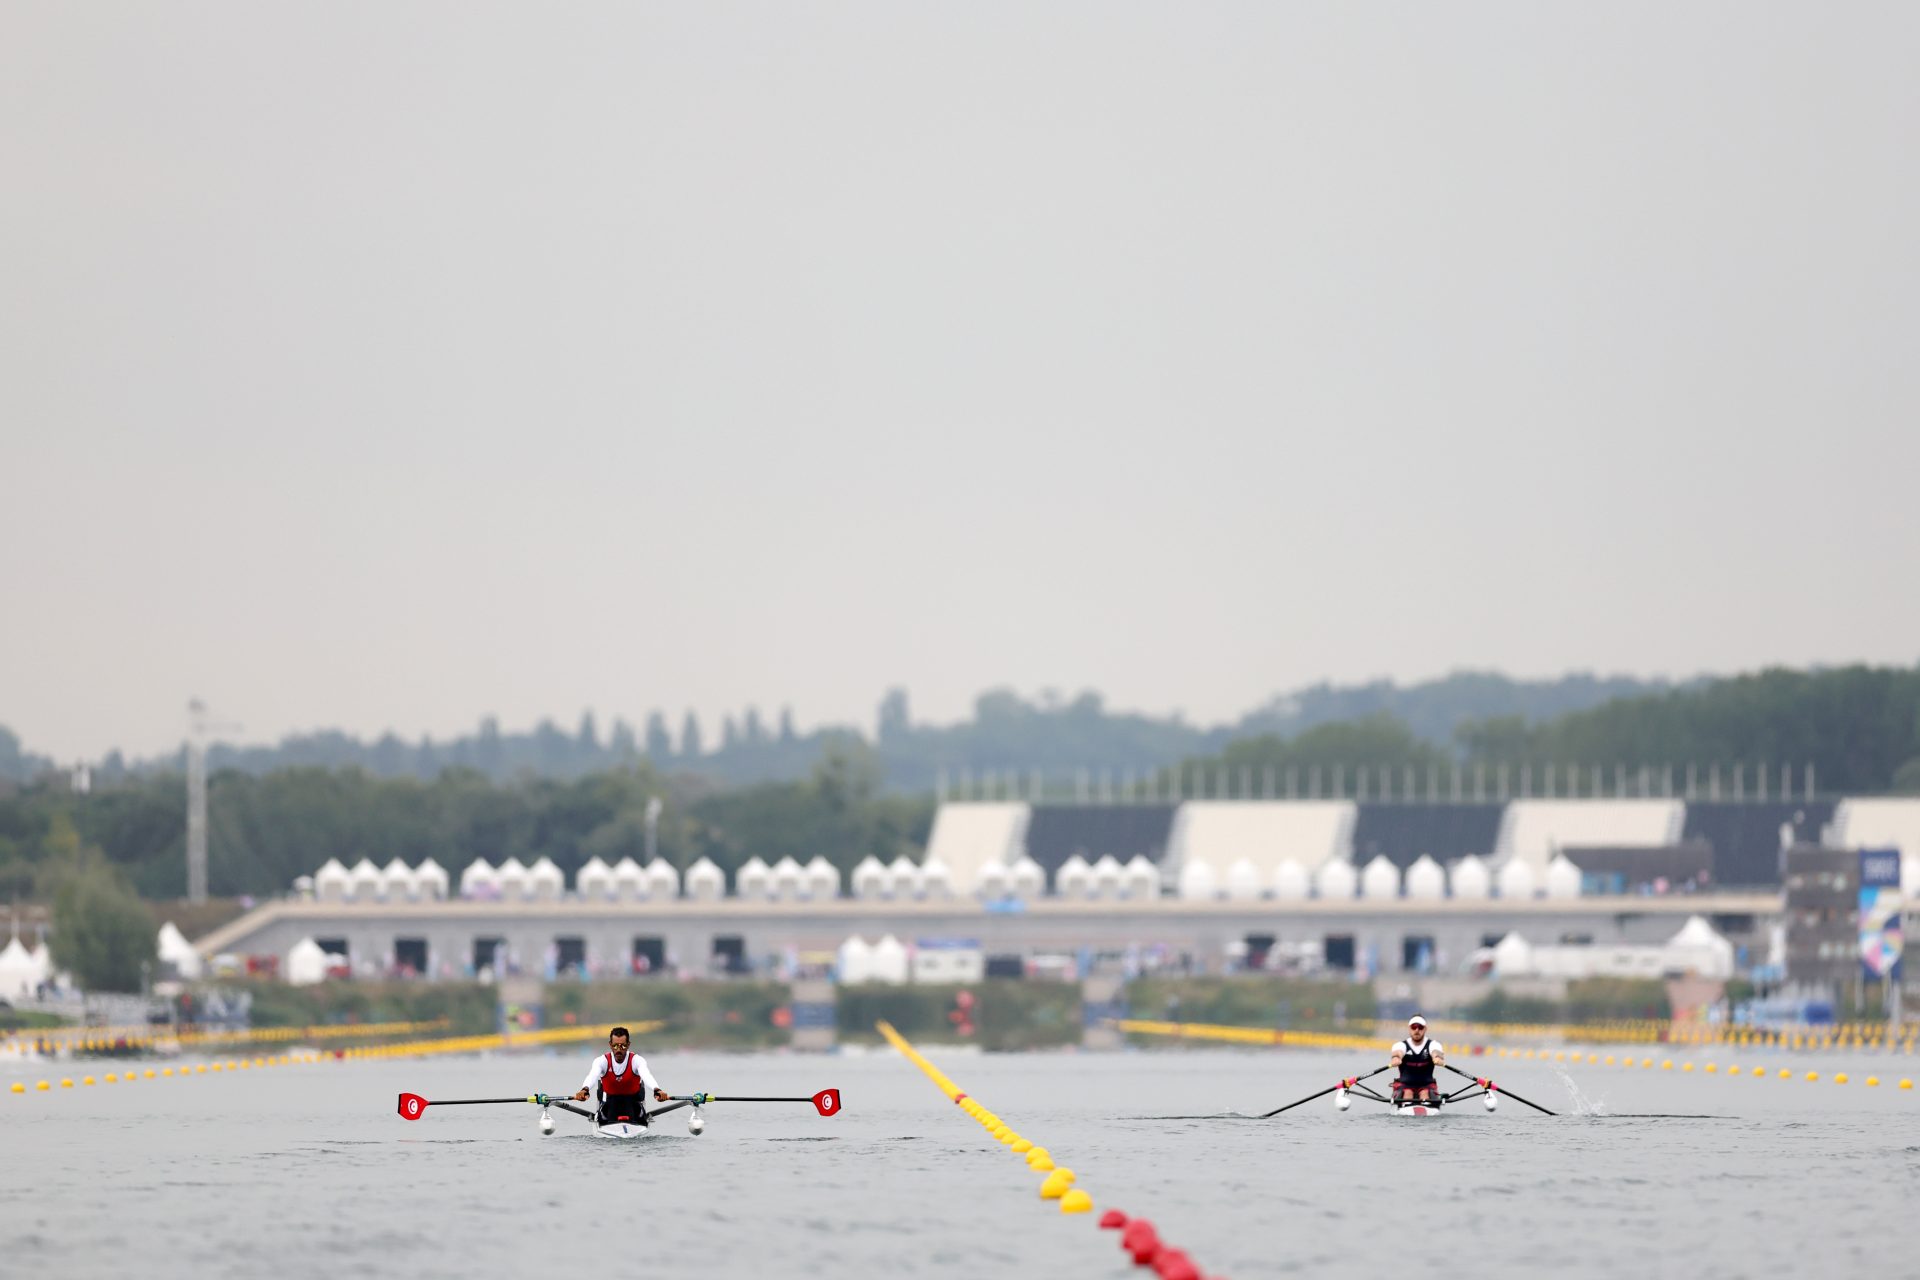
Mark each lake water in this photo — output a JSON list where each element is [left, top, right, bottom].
[[4, 1043, 1915, 1279]]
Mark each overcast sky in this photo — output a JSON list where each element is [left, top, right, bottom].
[[3, 2, 1917, 762]]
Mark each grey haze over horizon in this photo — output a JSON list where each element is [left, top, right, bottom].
[[4, 3, 1917, 763]]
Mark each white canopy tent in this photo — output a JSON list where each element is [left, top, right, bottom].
[[868, 935, 911, 985], [459, 858, 499, 900], [157, 921, 202, 981], [1496, 859, 1538, 900], [415, 858, 449, 901], [851, 856, 889, 900], [1544, 854, 1583, 900], [804, 856, 840, 900], [1404, 855, 1446, 900], [888, 855, 925, 900], [494, 857, 531, 902], [1224, 857, 1262, 901], [684, 857, 725, 902], [526, 857, 564, 901], [1313, 858, 1357, 900], [1056, 855, 1093, 899], [1121, 855, 1159, 901], [974, 861, 1011, 900], [736, 857, 773, 901], [1450, 855, 1491, 900], [1490, 932, 1535, 979], [0, 937, 39, 999], [920, 855, 956, 900], [314, 858, 351, 902], [1091, 855, 1125, 899], [1271, 860, 1310, 901], [609, 857, 645, 900], [1177, 859, 1218, 901], [286, 937, 330, 986], [771, 856, 805, 900], [380, 858, 418, 902], [837, 936, 874, 983], [1359, 855, 1400, 900], [643, 859, 680, 900], [1008, 856, 1045, 898], [347, 858, 382, 902], [577, 856, 616, 901]]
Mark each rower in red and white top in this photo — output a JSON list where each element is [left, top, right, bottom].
[[571, 1026, 670, 1126], [1389, 1015, 1445, 1104]]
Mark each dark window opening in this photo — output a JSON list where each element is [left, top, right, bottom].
[[632, 936, 666, 975], [1323, 934, 1356, 971], [711, 934, 747, 974], [555, 937, 587, 976], [393, 937, 428, 975]]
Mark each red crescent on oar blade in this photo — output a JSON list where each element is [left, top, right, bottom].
[[397, 1093, 430, 1120], [812, 1088, 841, 1116]]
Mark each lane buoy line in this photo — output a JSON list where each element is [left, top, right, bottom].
[[876, 1020, 1227, 1280]]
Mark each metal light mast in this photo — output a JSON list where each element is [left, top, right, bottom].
[[186, 699, 240, 904]]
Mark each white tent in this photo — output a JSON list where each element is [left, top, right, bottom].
[[1313, 858, 1357, 900], [286, 937, 330, 986], [851, 855, 889, 900], [804, 856, 840, 900], [736, 856, 773, 901], [975, 861, 1011, 900], [1056, 854, 1092, 899], [1121, 855, 1158, 901], [577, 856, 616, 901], [1491, 932, 1535, 979], [1271, 860, 1310, 901], [459, 858, 499, 900], [0, 937, 37, 999], [380, 858, 417, 902], [1359, 855, 1401, 900], [1404, 855, 1446, 900], [415, 858, 450, 901], [315, 858, 351, 902], [643, 859, 680, 900], [1177, 859, 1218, 901], [1008, 856, 1045, 898], [26, 942, 52, 987], [609, 856, 645, 900], [347, 858, 383, 902], [1666, 915, 1737, 979], [1224, 857, 1262, 901], [1090, 855, 1124, 899], [888, 855, 925, 901], [1496, 859, 1538, 901], [837, 936, 874, 983], [771, 856, 806, 900], [157, 921, 203, 981], [684, 856, 724, 902], [869, 934, 911, 985], [920, 855, 956, 900], [526, 856, 564, 901], [1544, 854, 1583, 900], [1450, 855, 1491, 900], [495, 857, 531, 902]]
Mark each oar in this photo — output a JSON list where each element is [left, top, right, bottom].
[[1443, 1064, 1556, 1115], [397, 1092, 560, 1120], [667, 1089, 842, 1117], [1259, 1066, 1390, 1119]]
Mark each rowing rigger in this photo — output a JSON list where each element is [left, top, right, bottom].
[[1259, 1063, 1556, 1119], [396, 1088, 843, 1139]]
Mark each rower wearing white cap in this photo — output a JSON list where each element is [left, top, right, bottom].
[[1389, 1016, 1445, 1105]]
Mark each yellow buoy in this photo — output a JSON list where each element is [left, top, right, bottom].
[[104, 1074, 117, 1083], [36, 1081, 50, 1092], [82, 1076, 96, 1086], [1752, 1067, 1765, 1077], [1604, 1056, 1616, 1066], [1805, 1072, 1819, 1082], [1040, 1168, 1075, 1200], [1835, 1073, 1849, 1084], [1011, 1138, 1034, 1153], [1661, 1060, 1673, 1070], [1059, 1189, 1094, 1214], [1706, 1063, 1718, 1073], [1777, 1069, 1791, 1079], [60, 1078, 74, 1088], [1867, 1076, 1880, 1086], [145, 1069, 156, 1079], [1900, 1079, 1913, 1090], [9, 1082, 23, 1094], [1641, 1059, 1654, 1069], [1682, 1063, 1695, 1073]]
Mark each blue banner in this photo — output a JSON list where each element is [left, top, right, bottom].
[[1859, 849, 1904, 981]]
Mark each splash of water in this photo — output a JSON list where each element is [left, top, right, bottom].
[[1552, 1066, 1609, 1116]]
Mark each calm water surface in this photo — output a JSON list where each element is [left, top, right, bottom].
[[4, 1045, 1915, 1278]]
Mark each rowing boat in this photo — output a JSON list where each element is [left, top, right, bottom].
[[396, 1087, 841, 1137], [1258, 1063, 1555, 1119]]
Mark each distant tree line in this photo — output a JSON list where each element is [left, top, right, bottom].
[[0, 745, 934, 901]]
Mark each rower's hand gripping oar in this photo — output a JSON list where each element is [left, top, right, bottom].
[[663, 1089, 842, 1117], [1443, 1063, 1556, 1116], [1259, 1066, 1391, 1119]]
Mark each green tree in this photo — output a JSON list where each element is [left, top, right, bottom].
[[45, 841, 156, 993]]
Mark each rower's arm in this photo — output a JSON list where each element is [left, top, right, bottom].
[[1389, 1044, 1404, 1067], [636, 1054, 663, 1095], [1430, 1044, 1446, 1067], [581, 1059, 604, 1092]]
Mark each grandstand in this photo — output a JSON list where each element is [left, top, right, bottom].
[[1350, 802, 1504, 870], [1682, 800, 1833, 888], [921, 802, 1031, 894], [1021, 804, 1177, 890], [1165, 801, 1356, 888], [1827, 797, 1920, 894], [1493, 800, 1685, 874]]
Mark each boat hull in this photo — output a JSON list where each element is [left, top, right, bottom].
[[592, 1121, 651, 1139], [1389, 1102, 1443, 1118]]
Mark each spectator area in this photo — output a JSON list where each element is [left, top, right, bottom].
[[1350, 803, 1504, 870], [1493, 800, 1685, 873], [1682, 800, 1834, 888], [922, 803, 1032, 890], [1166, 801, 1357, 881], [1021, 805, 1177, 889], [1827, 797, 1920, 894]]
